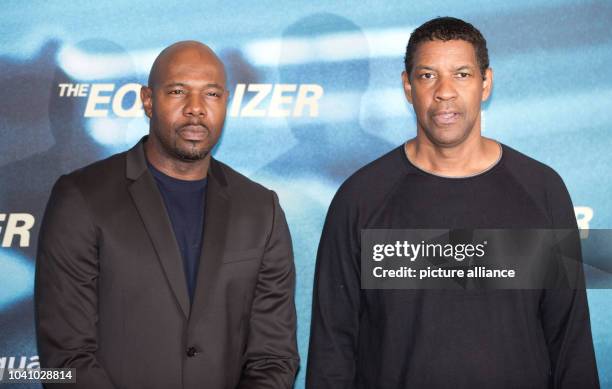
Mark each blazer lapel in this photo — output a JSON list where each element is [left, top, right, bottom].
[[126, 139, 191, 318], [190, 158, 230, 320]]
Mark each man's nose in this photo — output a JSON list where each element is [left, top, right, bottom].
[[434, 76, 458, 102], [184, 93, 207, 117]]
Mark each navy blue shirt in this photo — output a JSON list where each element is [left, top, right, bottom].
[[148, 162, 207, 303]]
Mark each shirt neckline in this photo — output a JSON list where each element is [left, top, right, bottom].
[[401, 141, 504, 181], [147, 161, 208, 191]]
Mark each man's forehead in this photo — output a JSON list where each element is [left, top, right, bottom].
[[149, 42, 226, 87], [162, 61, 225, 81], [414, 39, 478, 63]]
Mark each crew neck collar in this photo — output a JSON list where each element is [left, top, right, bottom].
[[401, 141, 504, 180], [147, 160, 208, 190]]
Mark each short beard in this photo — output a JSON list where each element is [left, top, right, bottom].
[[171, 140, 209, 161], [149, 121, 212, 162]]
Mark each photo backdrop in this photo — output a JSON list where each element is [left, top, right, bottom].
[[1, 1, 611, 387]]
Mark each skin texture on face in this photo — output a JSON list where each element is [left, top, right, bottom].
[[401, 39, 500, 177], [402, 39, 492, 148], [140, 41, 228, 180]]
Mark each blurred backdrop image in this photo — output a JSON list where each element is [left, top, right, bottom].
[[1, 1, 611, 387]]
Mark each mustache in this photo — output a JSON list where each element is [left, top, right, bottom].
[[430, 105, 461, 115], [177, 123, 210, 132]]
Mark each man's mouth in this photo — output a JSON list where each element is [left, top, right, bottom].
[[178, 125, 209, 141], [432, 111, 461, 125]]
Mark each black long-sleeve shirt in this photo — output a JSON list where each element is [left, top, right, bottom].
[[306, 143, 599, 389]]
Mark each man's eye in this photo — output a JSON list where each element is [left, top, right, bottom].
[[207, 92, 221, 97], [420, 73, 435, 79], [168, 90, 185, 95], [457, 72, 470, 78]]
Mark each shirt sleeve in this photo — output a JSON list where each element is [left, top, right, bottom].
[[540, 170, 600, 389], [35, 175, 117, 389], [237, 191, 299, 388], [306, 188, 361, 389]]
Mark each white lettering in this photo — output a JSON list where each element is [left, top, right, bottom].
[[229, 83, 246, 117], [240, 84, 271, 117], [57, 83, 70, 97], [294, 84, 323, 117], [575, 206, 594, 239], [1, 213, 35, 247], [84, 84, 114, 117], [58, 83, 89, 98], [64, 82, 325, 118], [230, 84, 323, 117], [78, 84, 89, 97], [112, 83, 143, 117], [26, 356, 40, 370], [373, 244, 384, 261], [268, 84, 296, 117]]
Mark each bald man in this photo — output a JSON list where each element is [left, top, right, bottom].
[[35, 41, 299, 389]]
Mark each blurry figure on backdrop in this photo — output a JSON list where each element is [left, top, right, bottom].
[[0, 40, 112, 368], [307, 17, 599, 389], [220, 48, 262, 88], [0, 39, 135, 260], [217, 47, 262, 149], [0, 40, 107, 255], [251, 15, 395, 381], [35, 41, 298, 389], [257, 12, 394, 184]]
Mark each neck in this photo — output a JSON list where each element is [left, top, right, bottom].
[[406, 129, 500, 178], [144, 138, 210, 181]]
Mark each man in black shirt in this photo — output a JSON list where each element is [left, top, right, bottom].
[[35, 41, 298, 388], [306, 17, 599, 388]]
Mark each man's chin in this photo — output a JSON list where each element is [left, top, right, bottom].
[[424, 127, 472, 148], [173, 147, 210, 161]]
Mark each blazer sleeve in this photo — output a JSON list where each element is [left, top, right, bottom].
[[306, 189, 361, 389], [539, 171, 600, 389], [237, 191, 299, 389], [35, 175, 117, 389]]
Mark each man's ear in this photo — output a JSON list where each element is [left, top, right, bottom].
[[140, 86, 153, 118], [482, 68, 493, 102], [401, 71, 413, 105]]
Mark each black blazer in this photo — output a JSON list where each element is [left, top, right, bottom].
[[35, 138, 299, 389]]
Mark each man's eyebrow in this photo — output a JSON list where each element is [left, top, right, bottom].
[[163, 82, 225, 90], [455, 65, 475, 71], [163, 82, 187, 88], [204, 83, 226, 90], [414, 65, 437, 71]]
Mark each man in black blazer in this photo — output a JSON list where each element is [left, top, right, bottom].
[[35, 41, 299, 388]]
